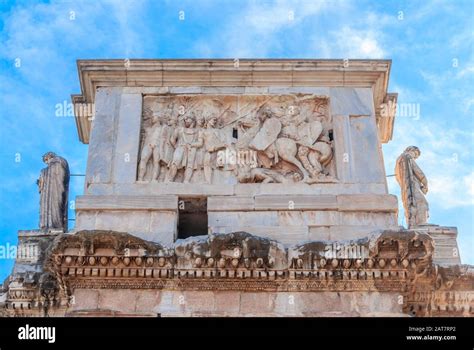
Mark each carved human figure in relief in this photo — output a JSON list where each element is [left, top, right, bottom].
[[158, 116, 177, 171], [295, 116, 333, 182], [37, 152, 70, 232], [246, 105, 311, 180], [138, 114, 163, 181], [200, 116, 226, 183], [244, 104, 333, 183], [166, 114, 202, 183], [193, 114, 206, 174], [395, 146, 429, 228]]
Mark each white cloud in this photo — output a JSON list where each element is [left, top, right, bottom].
[[192, 0, 343, 57], [330, 26, 385, 58], [429, 174, 474, 207]]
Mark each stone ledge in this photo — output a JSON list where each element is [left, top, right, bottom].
[[415, 225, 462, 266], [18, 230, 60, 238], [337, 194, 398, 212], [208, 196, 254, 211], [255, 195, 338, 210], [208, 194, 397, 212], [85, 183, 389, 197], [76, 195, 178, 210]]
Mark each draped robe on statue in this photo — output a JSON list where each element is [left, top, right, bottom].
[[39, 154, 70, 232], [395, 150, 429, 228]]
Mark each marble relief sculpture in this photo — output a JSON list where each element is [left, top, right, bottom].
[[199, 115, 227, 183], [138, 95, 335, 184], [395, 146, 429, 228], [166, 114, 201, 183], [138, 114, 163, 181], [37, 152, 70, 232]]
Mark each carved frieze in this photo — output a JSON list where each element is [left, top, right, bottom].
[[138, 95, 336, 184]]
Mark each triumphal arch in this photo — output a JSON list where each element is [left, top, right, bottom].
[[2, 59, 472, 317]]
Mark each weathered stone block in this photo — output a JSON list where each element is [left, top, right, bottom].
[[340, 212, 397, 227], [337, 194, 398, 212], [70, 289, 99, 311], [308, 226, 331, 240], [330, 87, 374, 116], [239, 293, 276, 315], [97, 289, 137, 313], [328, 225, 383, 241], [254, 195, 338, 210], [208, 211, 278, 227], [214, 292, 241, 314], [75, 211, 96, 230], [135, 290, 162, 313], [208, 196, 254, 211], [76, 195, 178, 210], [113, 93, 142, 184], [85, 87, 121, 188]]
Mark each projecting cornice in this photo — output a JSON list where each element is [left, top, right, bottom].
[[71, 59, 396, 144]]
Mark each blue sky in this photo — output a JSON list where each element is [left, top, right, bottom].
[[0, 0, 473, 281]]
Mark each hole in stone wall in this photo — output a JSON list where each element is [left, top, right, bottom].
[[177, 197, 208, 239], [232, 128, 238, 139], [328, 130, 334, 141]]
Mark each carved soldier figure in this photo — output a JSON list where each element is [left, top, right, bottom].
[[138, 114, 163, 181], [159, 116, 177, 170], [193, 114, 206, 173], [395, 146, 429, 228], [295, 116, 333, 180], [198, 116, 226, 183], [37, 152, 70, 232], [166, 114, 201, 183]]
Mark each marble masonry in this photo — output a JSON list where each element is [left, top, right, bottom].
[[1, 59, 472, 317]]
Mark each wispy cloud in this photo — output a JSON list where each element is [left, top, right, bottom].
[[324, 26, 385, 58]]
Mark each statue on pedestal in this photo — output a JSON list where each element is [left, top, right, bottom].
[[395, 146, 429, 228], [37, 152, 70, 232]]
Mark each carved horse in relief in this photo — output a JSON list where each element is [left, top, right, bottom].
[[246, 104, 332, 181]]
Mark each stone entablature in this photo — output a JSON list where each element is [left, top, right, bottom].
[[72, 59, 396, 144], [2, 230, 472, 317]]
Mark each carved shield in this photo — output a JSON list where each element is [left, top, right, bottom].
[[249, 118, 282, 151]]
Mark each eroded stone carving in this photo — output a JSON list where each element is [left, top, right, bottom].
[[174, 231, 287, 270], [4, 229, 470, 316], [395, 146, 429, 228], [38, 152, 70, 232], [138, 95, 335, 184], [138, 115, 163, 181]]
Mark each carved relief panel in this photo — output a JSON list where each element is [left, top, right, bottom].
[[138, 94, 336, 184]]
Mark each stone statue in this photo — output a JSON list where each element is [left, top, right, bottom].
[[138, 114, 163, 181], [37, 152, 70, 232], [395, 146, 429, 228]]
